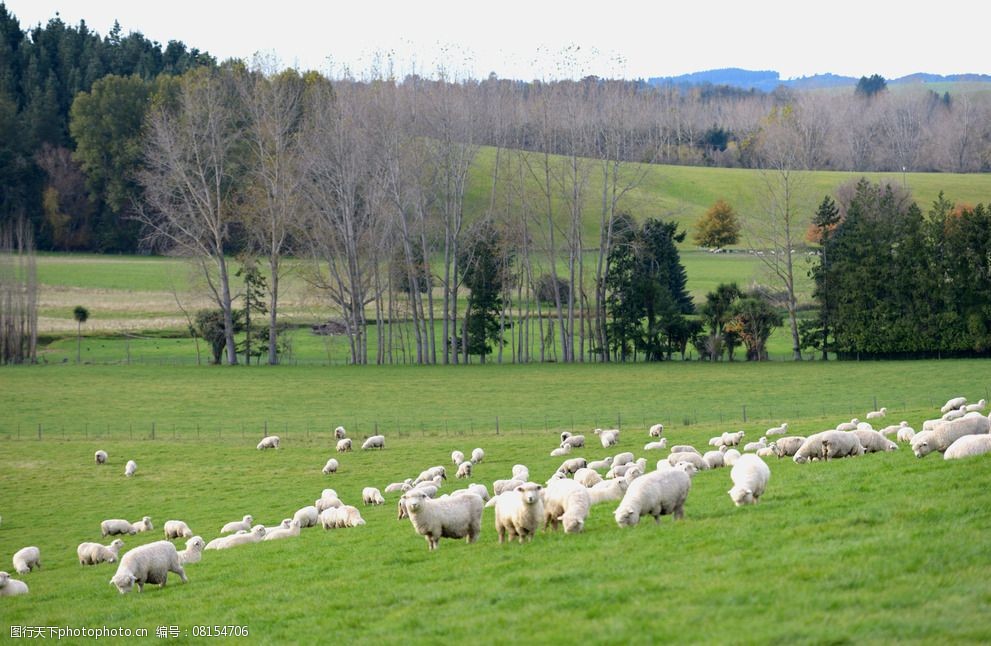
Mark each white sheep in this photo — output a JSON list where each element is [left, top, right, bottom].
[[699, 450, 723, 469], [942, 408, 967, 421], [649, 423, 664, 437], [334, 426, 347, 440], [573, 467, 603, 488], [11, 547, 40, 574], [413, 466, 447, 485], [263, 519, 302, 541], [362, 487, 385, 506], [560, 434, 585, 449], [964, 399, 987, 413], [493, 482, 544, 543], [456, 461, 473, 479], [256, 435, 280, 450], [727, 454, 771, 506], [896, 424, 917, 443], [292, 506, 319, 528], [708, 435, 725, 447], [941, 396, 967, 414], [163, 520, 193, 540], [110, 540, 187, 594], [853, 429, 898, 453], [721, 431, 745, 446], [644, 439, 668, 451], [362, 435, 385, 450], [77, 539, 124, 565], [206, 525, 266, 550], [95, 450, 108, 464], [315, 495, 343, 513], [550, 445, 572, 457], [451, 450, 465, 465], [666, 452, 708, 470], [101, 519, 137, 536], [793, 432, 829, 463], [943, 434, 991, 460], [766, 422, 788, 436], [511, 464, 530, 482], [866, 407, 887, 420], [668, 445, 700, 455], [384, 480, 413, 494], [560, 431, 572, 443], [470, 447, 485, 464], [856, 422, 874, 432], [336, 438, 352, 453], [835, 418, 859, 433], [606, 463, 635, 478], [452, 483, 490, 502], [595, 428, 620, 448], [0, 571, 28, 596], [772, 436, 807, 458], [219, 515, 254, 534], [821, 430, 864, 460], [879, 421, 907, 437], [322, 458, 339, 474], [756, 446, 777, 458], [319, 506, 366, 529], [612, 452, 635, 466], [912, 414, 991, 457], [543, 478, 591, 533], [587, 478, 629, 505], [722, 448, 742, 466], [614, 468, 691, 527], [556, 457, 588, 475], [124, 460, 137, 477], [177, 536, 205, 565], [131, 516, 153, 533], [400, 489, 483, 550], [587, 457, 613, 471], [492, 479, 525, 496], [743, 437, 768, 452]]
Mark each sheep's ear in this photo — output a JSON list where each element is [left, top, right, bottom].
[[515, 485, 524, 492], [535, 485, 542, 490]]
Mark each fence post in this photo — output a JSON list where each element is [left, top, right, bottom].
[[37, 423, 41, 440], [495, 416, 499, 435], [873, 396, 878, 411], [264, 420, 268, 437], [151, 422, 155, 440], [742, 405, 747, 423], [617, 412, 621, 432]]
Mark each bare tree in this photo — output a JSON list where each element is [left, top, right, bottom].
[[0, 218, 38, 365]]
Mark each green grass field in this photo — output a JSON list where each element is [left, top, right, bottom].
[[1, 361, 990, 643]]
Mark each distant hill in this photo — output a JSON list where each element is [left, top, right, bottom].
[[647, 69, 991, 92]]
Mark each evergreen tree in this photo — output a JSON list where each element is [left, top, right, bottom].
[[459, 222, 508, 363]]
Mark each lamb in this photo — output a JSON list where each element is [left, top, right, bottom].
[[542, 478, 591, 533], [263, 519, 302, 541], [793, 432, 830, 464], [163, 520, 193, 540], [12, 547, 40, 574], [587, 478, 629, 505], [131, 516, 153, 533], [587, 457, 613, 471], [866, 407, 888, 420], [612, 452, 635, 466], [220, 515, 254, 534], [102, 519, 137, 536], [573, 467, 603, 488], [757, 446, 777, 458], [964, 399, 987, 413], [821, 430, 865, 460], [124, 460, 137, 477], [595, 428, 619, 448], [912, 414, 991, 457], [550, 445, 572, 457], [511, 465, 530, 482], [256, 435, 280, 450], [644, 439, 668, 451], [362, 487, 385, 505], [95, 450, 108, 464], [722, 448, 742, 466], [109, 540, 187, 594], [334, 426, 347, 440], [362, 435, 385, 450], [322, 458, 339, 474], [177, 536, 205, 565], [456, 461, 472, 479], [205, 525, 266, 550], [293, 506, 319, 528], [835, 419, 859, 433], [766, 422, 788, 436], [702, 450, 725, 469], [941, 396, 967, 414], [493, 482, 544, 543], [668, 445, 700, 455], [400, 489, 483, 550], [77, 539, 124, 565], [943, 434, 991, 460], [493, 479, 525, 496], [556, 457, 587, 475], [614, 468, 691, 527], [721, 431, 745, 446], [896, 424, 917, 443], [470, 448, 485, 464], [727, 454, 771, 506], [772, 436, 807, 458], [560, 434, 585, 449], [0, 571, 28, 596], [743, 437, 768, 452], [853, 429, 898, 453], [451, 450, 465, 466], [649, 423, 664, 437], [666, 452, 708, 470], [336, 438, 352, 453]]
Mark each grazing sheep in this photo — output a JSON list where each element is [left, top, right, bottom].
[[771, 436, 806, 458], [644, 439, 668, 451], [322, 458, 339, 474], [766, 422, 788, 436], [220, 515, 254, 534], [163, 520, 193, 540], [335, 426, 347, 440], [912, 414, 991, 457], [550, 445, 572, 457], [666, 452, 708, 470], [452, 483, 490, 502], [293, 506, 319, 528], [125, 460, 137, 477], [556, 457, 588, 476], [177, 536, 205, 565], [587, 478, 629, 505], [131, 516, 153, 533], [456, 461, 472, 479], [649, 423, 664, 437], [941, 396, 967, 414], [669, 445, 700, 455], [0, 571, 28, 596], [614, 469, 691, 527], [853, 429, 898, 453], [400, 489, 483, 550], [206, 525, 266, 550], [362, 487, 385, 506], [897, 424, 917, 443], [700, 450, 724, 469], [256, 435, 280, 450], [793, 432, 830, 464], [574, 467, 604, 488], [101, 519, 136, 537], [493, 479, 525, 496], [722, 448, 742, 466], [362, 435, 385, 450], [543, 479, 591, 533], [595, 428, 620, 448], [95, 450, 108, 464], [511, 465, 530, 482], [728, 454, 771, 506], [821, 430, 865, 460], [721, 431, 745, 446], [263, 519, 302, 541], [866, 407, 888, 420], [493, 482, 545, 543], [560, 434, 585, 449], [964, 399, 987, 413], [11, 547, 40, 574], [451, 450, 465, 466], [78, 539, 124, 565], [943, 434, 991, 460], [109, 541, 187, 594], [336, 438, 352, 453], [835, 419, 859, 433], [587, 457, 612, 471], [470, 448, 485, 464], [743, 437, 768, 452]]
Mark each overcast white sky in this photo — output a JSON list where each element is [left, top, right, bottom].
[[4, 1, 987, 80]]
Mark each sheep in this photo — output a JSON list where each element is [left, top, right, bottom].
[[206, 525, 266, 550], [470, 448, 485, 464], [124, 460, 137, 477], [322, 458, 339, 474], [400, 489, 483, 550], [766, 422, 788, 436], [866, 407, 888, 420], [964, 399, 987, 413], [606, 463, 636, 478], [384, 480, 412, 494], [560, 434, 585, 449], [702, 450, 725, 469], [414, 466, 447, 485], [362, 435, 385, 450], [727, 454, 771, 506], [756, 446, 777, 458], [177, 536, 205, 565], [772, 436, 807, 458], [560, 431, 572, 443], [721, 431, 745, 446], [11, 546, 40, 574], [941, 396, 967, 414], [163, 520, 193, 540], [109, 540, 187, 594], [856, 422, 875, 433], [624, 462, 646, 483], [362, 487, 385, 506], [493, 479, 525, 496], [612, 452, 635, 466], [456, 461, 472, 479], [587, 478, 629, 505], [451, 450, 465, 466], [649, 423, 664, 437], [666, 452, 708, 470], [587, 457, 612, 471], [880, 421, 907, 437], [853, 429, 898, 453], [722, 448, 742, 466], [131, 516, 153, 533], [743, 437, 768, 452], [556, 457, 587, 475], [897, 425, 917, 443], [644, 439, 668, 451], [220, 515, 254, 534], [835, 418, 859, 433], [256, 435, 280, 450], [942, 408, 967, 421], [412, 483, 439, 497], [102, 519, 137, 537], [77, 539, 124, 565], [319, 506, 366, 530], [0, 571, 28, 596], [574, 467, 604, 488], [550, 445, 572, 457], [614, 468, 691, 527], [793, 432, 830, 464], [292, 506, 319, 528], [595, 428, 620, 448], [944, 434, 991, 460], [334, 426, 347, 440], [263, 519, 302, 541], [821, 430, 865, 460], [336, 438, 352, 453], [493, 482, 544, 543], [912, 414, 991, 457], [511, 465, 530, 482], [95, 450, 108, 464], [452, 483, 490, 502], [542, 479, 591, 533], [315, 495, 343, 513], [669, 445, 700, 455]]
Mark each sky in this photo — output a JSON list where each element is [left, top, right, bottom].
[[4, 1, 988, 81]]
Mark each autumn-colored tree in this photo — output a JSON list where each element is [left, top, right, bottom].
[[693, 200, 741, 249]]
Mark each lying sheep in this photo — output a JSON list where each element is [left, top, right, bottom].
[[912, 414, 991, 457], [511, 465, 530, 482], [702, 450, 725, 469], [560, 434, 585, 449], [414, 466, 447, 485], [319, 506, 366, 529], [708, 435, 725, 447], [456, 461, 472, 479], [470, 448, 485, 464], [649, 423, 664, 437], [574, 467, 603, 488], [77, 540, 124, 565], [95, 450, 108, 464], [557, 457, 587, 476], [728, 454, 771, 506], [743, 437, 768, 452], [587, 457, 613, 471], [880, 421, 907, 437], [263, 519, 302, 541], [493, 479, 525, 496], [362, 487, 385, 506], [588, 478, 629, 505], [644, 439, 668, 451], [614, 469, 691, 527], [12, 547, 40, 574], [897, 424, 917, 443], [322, 458, 339, 474], [941, 396, 967, 414], [821, 430, 865, 460], [177, 536, 205, 565], [293, 506, 319, 528], [550, 445, 572, 457], [0, 571, 28, 596], [766, 422, 788, 436], [835, 419, 859, 433], [132, 516, 153, 533], [612, 452, 635, 466], [400, 489, 483, 550], [606, 463, 635, 479], [384, 480, 412, 494], [125, 460, 137, 477], [206, 525, 266, 550], [772, 436, 807, 458], [669, 445, 700, 455], [334, 426, 347, 440], [493, 482, 544, 543], [163, 520, 193, 540], [220, 515, 254, 534], [964, 399, 987, 413], [336, 438, 352, 453], [362, 435, 385, 450], [451, 450, 465, 466], [256, 435, 280, 450], [110, 540, 187, 594], [943, 434, 991, 460], [666, 452, 708, 470], [756, 446, 776, 458], [853, 429, 898, 453], [102, 519, 137, 537], [866, 407, 887, 420], [543, 479, 591, 533]]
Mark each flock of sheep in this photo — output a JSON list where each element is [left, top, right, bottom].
[[2, 396, 989, 597]]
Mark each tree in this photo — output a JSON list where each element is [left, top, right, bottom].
[[73, 305, 89, 363], [698, 282, 742, 360], [235, 256, 268, 365], [0, 218, 38, 365], [806, 195, 841, 359], [459, 222, 508, 363], [725, 294, 782, 361], [693, 199, 741, 249], [194, 308, 244, 365], [855, 74, 887, 98]]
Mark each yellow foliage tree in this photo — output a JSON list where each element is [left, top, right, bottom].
[[693, 199, 740, 249]]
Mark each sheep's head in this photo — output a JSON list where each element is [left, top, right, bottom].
[[0, 571, 9, 587], [516, 483, 542, 505], [402, 491, 427, 513], [187, 537, 204, 550], [110, 572, 136, 594], [110, 539, 124, 550], [728, 486, 755, 506], [562, 514, 585, 534], [614, 506, 639, 527]]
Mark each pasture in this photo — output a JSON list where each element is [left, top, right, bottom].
[[1, 361, 990, 642]]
